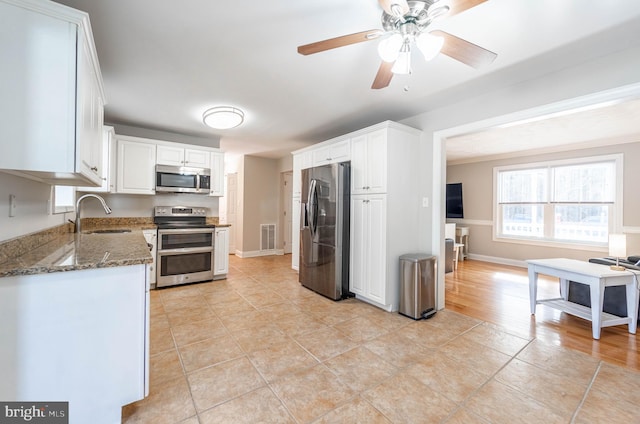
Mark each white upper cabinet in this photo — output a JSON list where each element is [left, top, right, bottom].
[[113, 134, 224, 195], [155, 145, 185, 167], [77, 126, 115, 192], [311, 139, 350, 166], [351, 129, 387, 195], [185, 148, 211, 168], [0, 0, 105, 186], [156, 145, 211, 168], [209, 151, 224, 196], [116, 136, 156, 195], [76, 28, 104, 184], [292, 151, 312, 198]]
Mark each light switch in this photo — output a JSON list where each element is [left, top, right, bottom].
[[9, 194, 16, 217], [422, 197, 429, 208]]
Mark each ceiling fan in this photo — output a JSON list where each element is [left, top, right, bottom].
[[297, 0, 497, 89]]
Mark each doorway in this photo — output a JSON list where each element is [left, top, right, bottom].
[[225, 173, 238, 254], [282, 171, 293, 254]]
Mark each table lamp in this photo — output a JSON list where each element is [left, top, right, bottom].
[[608, 233, 627, 271]]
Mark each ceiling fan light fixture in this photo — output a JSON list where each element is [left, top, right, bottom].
[[377, 33, 403, 62], [391, 41, 411, 74], [416, 32, 444, 61], [203, 106, 244, 129], [427, 4, 451, 20]]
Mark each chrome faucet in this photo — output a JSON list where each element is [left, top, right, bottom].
[[75, 194, 112, 233]]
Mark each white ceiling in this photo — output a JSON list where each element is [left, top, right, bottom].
[[52, 0, 640, 160], [446, 98, 640, 164]]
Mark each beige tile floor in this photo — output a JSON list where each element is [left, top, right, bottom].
[[122, 255, 640, 423]]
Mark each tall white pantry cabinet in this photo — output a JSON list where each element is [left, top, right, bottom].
[[349, 124, 422, 311], [292, 121, 422, 312]]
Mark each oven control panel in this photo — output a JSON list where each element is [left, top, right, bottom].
[[154, 206, 210, 217]]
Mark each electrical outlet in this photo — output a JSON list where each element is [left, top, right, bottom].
[[9, 194, 16, 217]]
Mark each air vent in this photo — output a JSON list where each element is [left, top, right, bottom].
[[260, 224, 276, 252]]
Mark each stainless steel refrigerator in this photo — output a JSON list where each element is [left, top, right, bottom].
[[299, 162, 350, 300]]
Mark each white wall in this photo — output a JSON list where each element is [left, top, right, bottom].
[[76, 191, 219, 218], [447, 141, 640, 263], [110, 123, 220, 149], [278, 155, 293, 173], [0, 173, 70, 241], [238, 156, 280, 255], [401, 35, 640, 309], [78, 124, 222, 218]]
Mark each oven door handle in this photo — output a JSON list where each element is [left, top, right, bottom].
[[158, 228, 214, 235], [157, 247, 214, 255]]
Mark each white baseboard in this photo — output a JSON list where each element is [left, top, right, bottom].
[[467, 254, 527, 269], [235, 249, 284, 258], [354, 294, 395, 312]]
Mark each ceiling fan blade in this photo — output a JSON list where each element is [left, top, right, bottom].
[[297, 29, 381, 55], [445, 0, 488, 18], [371, 61, 394, 89], [431, 30, 497, 69], [378, 0, 410, 16]]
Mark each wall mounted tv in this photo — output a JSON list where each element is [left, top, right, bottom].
[[446, 183, 464, 219]]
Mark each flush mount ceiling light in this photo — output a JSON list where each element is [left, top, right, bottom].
[[202, 106, 244, 130]]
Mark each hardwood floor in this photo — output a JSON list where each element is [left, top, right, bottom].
[[445, 259, 640, 371]]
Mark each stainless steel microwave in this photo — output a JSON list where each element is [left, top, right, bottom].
[[155, 165, 211, 194]]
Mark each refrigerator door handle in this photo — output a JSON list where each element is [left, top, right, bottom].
[[308, 179, 317, 238], [301, 201, 308, 228]]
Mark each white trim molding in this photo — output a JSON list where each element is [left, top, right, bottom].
[[235, 249, 285, 258], [467, 254, 527, 268]]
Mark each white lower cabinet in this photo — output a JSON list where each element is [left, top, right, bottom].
[[0, 265, 148, 424], [350, 194, 388, 307], [214, 226, 229, 278], [142, 229, 157, 288], [291, 197, 301, 270]]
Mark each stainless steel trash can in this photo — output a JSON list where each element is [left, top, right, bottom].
[[399, 254, 437, 320]]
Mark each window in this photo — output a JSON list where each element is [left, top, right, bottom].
[[494, 154, 622, 248], [51, 186, 75, 214]]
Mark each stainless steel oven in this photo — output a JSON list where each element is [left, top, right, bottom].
[[154, 206, 215, 288]]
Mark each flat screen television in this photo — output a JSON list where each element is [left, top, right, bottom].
[[446, 183, 464, 219]]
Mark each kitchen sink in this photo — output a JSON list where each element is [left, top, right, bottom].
[[85, 229, 132, 234]]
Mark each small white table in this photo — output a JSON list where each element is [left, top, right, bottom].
[[527, 258, 639, 339], [456, 226, 469, 260], [453, 243, 464, 270]]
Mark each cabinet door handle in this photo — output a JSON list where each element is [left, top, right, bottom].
[[91, 166, 98, 172]]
